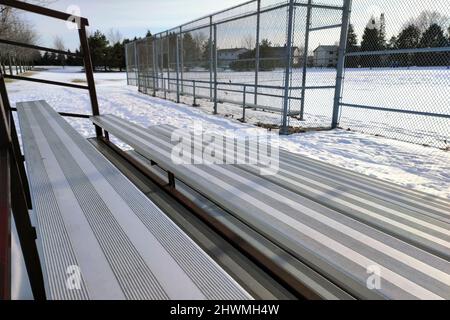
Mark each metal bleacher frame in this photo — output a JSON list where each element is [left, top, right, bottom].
[[0, 0, 106, 300]]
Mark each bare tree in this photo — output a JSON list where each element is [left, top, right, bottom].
[[53, 35, 66, 68], [405, 10, 450, 33], [241, 34, 255, 50], [1, 0, 56, 73], [107, 28, 123, 45]]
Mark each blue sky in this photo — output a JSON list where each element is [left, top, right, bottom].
[[18, 0, 449, 51]]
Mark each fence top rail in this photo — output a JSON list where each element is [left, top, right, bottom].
[[152, 0, 282, 37], [134, 0, 345, 43], [0, 0, 89, 26], [149, 0, 344, 37], [177, 0, 256, 29]]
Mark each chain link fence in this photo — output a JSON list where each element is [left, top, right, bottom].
[[126, 0, 349, 134], [126, 0, 450, 149], [339, 0, 450, 149]]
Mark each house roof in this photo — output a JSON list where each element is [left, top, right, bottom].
[[313, 45, 339, 52], [217, 48, 248, 53]]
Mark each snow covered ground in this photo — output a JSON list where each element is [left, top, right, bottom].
[[6, 66, 450, 199], [152, 67, 449, 148]]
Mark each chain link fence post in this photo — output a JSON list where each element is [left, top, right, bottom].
[[299, 0, 313, 121], [209, 16, 213, 101], [180, 26, 184, 95], [213, 23, 218, 114], [332, 0, 352, 129], [254, 0, 261, 106], [176, 33, 181, 103], [280, 0, 295, 135]]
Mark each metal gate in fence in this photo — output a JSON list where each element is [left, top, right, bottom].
[[126, 0, 351, 134]]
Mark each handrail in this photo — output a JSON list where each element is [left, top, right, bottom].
[[0, 0, 88, 26], [4, 74, 90, 90], [0, 0, 102, 137]]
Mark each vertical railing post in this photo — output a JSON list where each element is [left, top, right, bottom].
[[166, 32, 170, 95], [254, 0, 261, 106], [193, 80, 198, 106], [8, 54, 13, 75], [0, 150, 10, 300], [78, 23, 102, 137], [125, 43, 129, 85], [152, 37, 157, 96], [300, 0, 312, 121], [280, 0, 295, 135], [160, 34, 165, 97], [180, 26, 184, 95], [163, 67, 167, 99], [137, 41, 142, 92], [242, 84, 247, 122], [213, 24, 218, 114], [145, 40, 150, 94], [332, 0, 352, 129], [134, 41, 138, 85], [176, 33, 181, 103], [209, 16, 213, 101]]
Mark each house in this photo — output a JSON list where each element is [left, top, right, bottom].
[[223, 45, 302, 71], [313, 45, 339, 67], [217, 48, 249, 68], [264, 46, 301, 66]]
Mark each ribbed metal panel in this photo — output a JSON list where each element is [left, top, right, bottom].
[[91, 114, 450, 300], [152, 125, 450, 260], [18, 105, 90, 300], [17, 101, 251, 300], [156, 123, 450, 222]]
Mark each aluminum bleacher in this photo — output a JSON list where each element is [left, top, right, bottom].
[[91, 114, 450, 300]]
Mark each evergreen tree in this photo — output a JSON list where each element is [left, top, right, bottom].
[[49, 52, 57, 65], [346, 24, 359, 67], [378, 13, 387, 49], [107, 42, 125, 71], [88, 30, 109, 71], [416, 23, 447, 66], [73, 49, 83, 66], [40, 51, 50, 65], [229, 39, 276, 71], [182, 33, 200, 70], [65, 49, 74, 66], [346, 24, 358, 51], [360, 22, 382, 68], [201, 39, 212, 70], [387, 36, 398, 49], [396, 24, 421, 66]]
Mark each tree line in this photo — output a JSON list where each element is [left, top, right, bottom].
[[1, 2, 134, 74], [0, 3, 40, 74], [34, 29, 136, 71], [346, 10, 450, 68]]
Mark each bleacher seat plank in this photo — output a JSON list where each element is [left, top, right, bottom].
[[17, 101, 251, 300]]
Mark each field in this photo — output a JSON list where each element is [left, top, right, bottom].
[[151, 67, 449, 148]]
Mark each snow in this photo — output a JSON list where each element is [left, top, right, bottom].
[[6, 66, 450, 200], [159, 67, 450, 148]]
